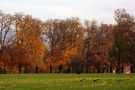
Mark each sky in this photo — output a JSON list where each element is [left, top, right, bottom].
[[0, 0, 135, 24]]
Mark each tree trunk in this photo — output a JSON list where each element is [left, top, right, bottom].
[[130, 66, 135, 73], [58, 64, 63, 73], [19, 65, 23, 74], [35, 64, 39, 73], [50, 64, 53, 73], [96, 63, 101, 73], [116, 52, 121, 74], [86, 49, 89, 73], [110, 66, 113, 73]]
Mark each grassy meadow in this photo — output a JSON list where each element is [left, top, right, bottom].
[[0, 74, 135, 90]]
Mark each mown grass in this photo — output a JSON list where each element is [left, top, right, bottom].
[[0, 73, 134, 90]]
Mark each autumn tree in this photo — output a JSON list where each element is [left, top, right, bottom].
[[82, 20, 114, 73], [110, 9, 135, 73], [83, 20, 100, 73], [97, 23, 114, 73], [0, 11, 16, 73], [14, 14, 45, 73], [44, 17, 84, 73]]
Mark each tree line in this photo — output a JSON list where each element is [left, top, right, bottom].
[[0, 9, 135, 74]]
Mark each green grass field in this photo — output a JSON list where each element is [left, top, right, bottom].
[[0, 74, 135, 90]]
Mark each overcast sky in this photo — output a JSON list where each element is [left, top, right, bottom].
[[0, 0, 135, 24]]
